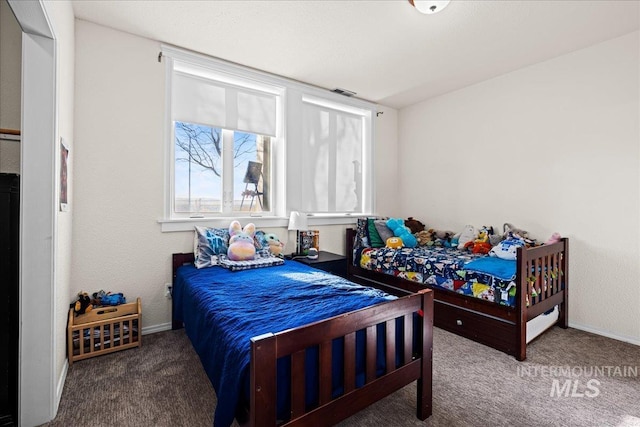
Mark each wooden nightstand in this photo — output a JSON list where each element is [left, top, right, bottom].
[[294, 251, 347, 278]]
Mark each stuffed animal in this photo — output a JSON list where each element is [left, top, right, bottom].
[[385, 236, 403, 249], [416, 230, 434, 246], [503, 223, 529, 240], [464, 227, 492, 254], [489, 238, 525, 260], [545, 232, 562, 245], [101, 293, 126, 306], [91, 290, 106, 306], [227, 220, 256, 261], [484, 225, 502, 246], [431, 229, 455, 247], [456, 225, 477, 250], [386, 218, 417, 248], [503, 223, 538, 246], [264, 233, 285, 256], [72, 292, 92, 315], [404, 217, 425, 234]]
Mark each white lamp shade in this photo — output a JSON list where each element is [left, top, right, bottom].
[[410, 0, 450, 14], [288, 211, 308, 231]]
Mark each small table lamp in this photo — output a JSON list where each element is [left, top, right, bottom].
[[288, 211, 308, 256]]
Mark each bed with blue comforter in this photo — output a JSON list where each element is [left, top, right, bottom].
[[172, 257, 432, 427], [346, 228, 569, 362]]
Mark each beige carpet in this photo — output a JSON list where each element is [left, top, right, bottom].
[[43, 327, 640, 427]]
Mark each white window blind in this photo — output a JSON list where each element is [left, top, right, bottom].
[[172, 66, 277, 137], [301, 98, 367, 213]]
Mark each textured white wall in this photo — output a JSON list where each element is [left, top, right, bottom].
[[0, 0, 21, 173], [373, 105, 400, 218], [398, 31, 640, 344], [74, 20, 180, 331], [73, 20, 399, 330]]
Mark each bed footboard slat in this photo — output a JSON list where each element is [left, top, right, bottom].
[[403, 313, 413, 365], [319, 341, 332, 405], [344, 332, 356, 394], [291, 350, 305, 418], [365, 325, 377, 383], [385, 319, 396, 374]]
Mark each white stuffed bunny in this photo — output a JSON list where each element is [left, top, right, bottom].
[[227, 220, 256, 261]]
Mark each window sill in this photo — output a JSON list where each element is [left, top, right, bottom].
[[158, 215, 358, 232]]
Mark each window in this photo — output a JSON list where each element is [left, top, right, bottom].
[[161, 45, 375, 230], [165, 54, 282, 218], [300, 97, 372, 214], [173, 123, 271, 214]]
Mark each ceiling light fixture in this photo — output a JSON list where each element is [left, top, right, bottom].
[[409, 0, 450, 15]]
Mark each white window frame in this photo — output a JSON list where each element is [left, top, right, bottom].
[[299, 94, 373, 215], [158, 45, 375, 232]]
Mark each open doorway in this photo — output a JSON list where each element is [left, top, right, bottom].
[[0, 1, 22, 424], [3, 0, 58, 425]]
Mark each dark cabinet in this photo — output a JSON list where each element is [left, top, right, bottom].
[[0, 173, 19, 426]]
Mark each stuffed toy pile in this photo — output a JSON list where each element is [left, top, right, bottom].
[[386, 218, 417, 248]]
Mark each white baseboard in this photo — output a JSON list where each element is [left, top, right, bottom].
[[569, 321, 640, 346], [142, 322, 172, 335], [54, 359, 68, 415]]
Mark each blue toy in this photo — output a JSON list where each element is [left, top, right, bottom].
[[101, 293, 126, 306], [385, 218, 417, 248]]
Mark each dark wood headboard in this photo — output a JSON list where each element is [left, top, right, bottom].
[[172, 252, 195, 281], [171, 252, 194, 330]]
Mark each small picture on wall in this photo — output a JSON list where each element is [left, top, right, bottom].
[[60, 138, 69, 212]]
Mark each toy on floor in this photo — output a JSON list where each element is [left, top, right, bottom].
[[91, 290, 106, 306], [101, 293, 126, 306], [71, 292, 92, 315]]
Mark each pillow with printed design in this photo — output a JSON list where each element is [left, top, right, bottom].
[[489, 237, 525, 261], [194, 226, 230, 269]]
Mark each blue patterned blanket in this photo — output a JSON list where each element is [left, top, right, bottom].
[[356, 246, 517, 306]]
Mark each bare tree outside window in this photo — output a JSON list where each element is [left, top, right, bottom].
[[174, 122, 269, 214]]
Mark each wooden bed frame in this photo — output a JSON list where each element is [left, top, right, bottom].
[[346, 229, 569, 361], [171, 253, 434, 426]]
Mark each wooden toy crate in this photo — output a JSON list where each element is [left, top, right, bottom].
[[67, 297, 141, 365]]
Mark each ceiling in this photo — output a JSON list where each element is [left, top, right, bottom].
[[71, 0, 640, 109]]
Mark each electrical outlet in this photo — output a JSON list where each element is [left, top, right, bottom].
[[165, 283, 172, 299]]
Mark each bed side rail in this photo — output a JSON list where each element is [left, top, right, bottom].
[[250, 289, 434, 427]]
